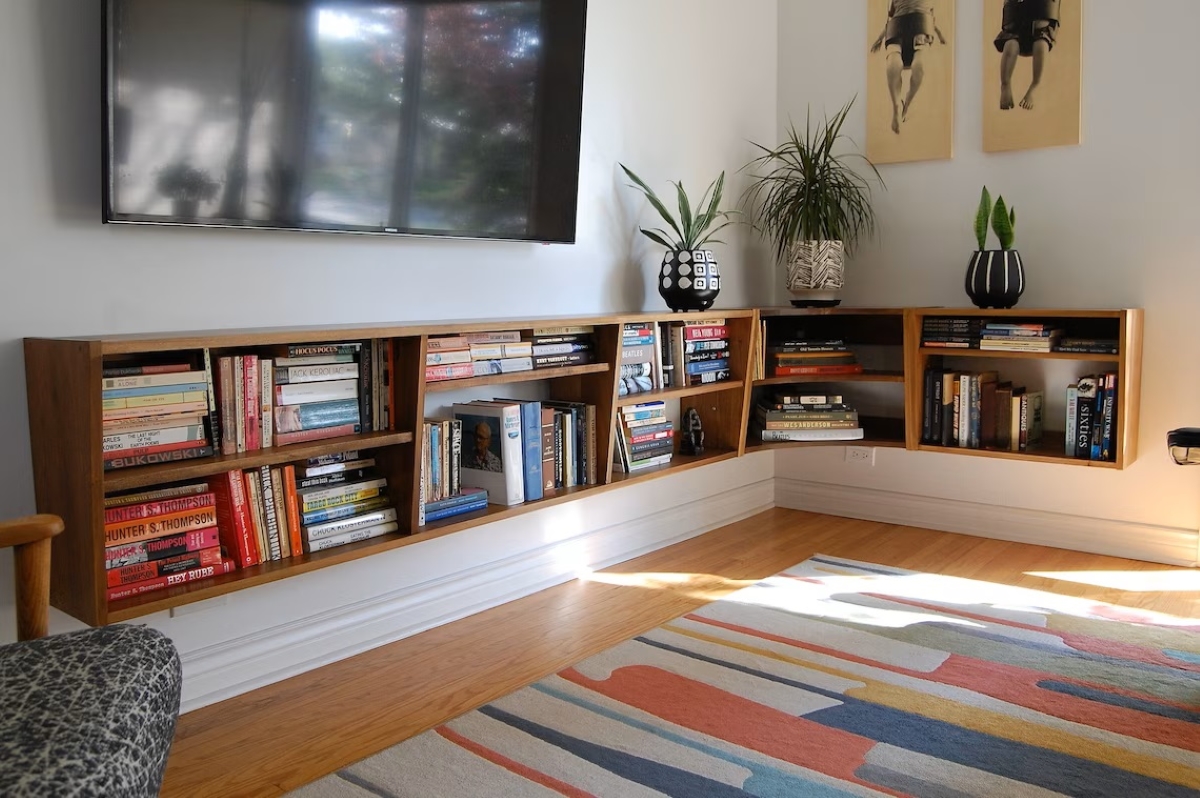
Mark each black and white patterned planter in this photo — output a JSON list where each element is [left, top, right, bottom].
[[965, 249, 1024, 309], [786, 240, 844, 307], [659, 249, 721, 312]]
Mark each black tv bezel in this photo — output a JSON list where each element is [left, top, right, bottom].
[[100, 0, 587, 244]]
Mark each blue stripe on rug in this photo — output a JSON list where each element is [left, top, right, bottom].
[[808, 556, 905, 576], [532, 681, 866, 798], [1037, 679, 1200, 723], [478, 704, 755, 798], [636, 636, 1196, 797]]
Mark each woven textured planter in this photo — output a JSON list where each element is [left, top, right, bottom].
[[786, 240, 844, 307], [965, 249, 1024, 309], [658, 249, 721, 312]]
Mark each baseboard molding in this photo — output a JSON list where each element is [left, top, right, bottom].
[[776, 478, 1200, 567], [178, 467, 774, 712]]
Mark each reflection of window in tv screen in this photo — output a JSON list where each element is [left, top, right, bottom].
[[104, 0, 587, 242]]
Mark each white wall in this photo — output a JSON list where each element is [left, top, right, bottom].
[[0, 0, 779, 650], [776, 0, 1200, 541]]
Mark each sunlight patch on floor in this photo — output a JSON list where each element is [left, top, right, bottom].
[[1026, 570, 1200, 592], [580, 571, 759, 602]]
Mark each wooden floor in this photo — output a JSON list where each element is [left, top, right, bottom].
[[161, 508, 1200, 797]]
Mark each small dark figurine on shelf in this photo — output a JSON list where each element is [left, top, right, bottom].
[[680, 407, 705, 456]]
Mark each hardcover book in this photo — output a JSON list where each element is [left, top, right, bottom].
[[454, 402, 525, 505]]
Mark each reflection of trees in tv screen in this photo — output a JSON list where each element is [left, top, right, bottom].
[[105, 0, 586, 242]]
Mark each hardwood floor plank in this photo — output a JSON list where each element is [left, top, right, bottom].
[[161, 509, 1200, 797]]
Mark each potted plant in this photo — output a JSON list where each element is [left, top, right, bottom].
[[620, 164, 738, 312], [966, 186, 1024, 309], [742, 98, 883, 307], [156, 162, 220, 218]]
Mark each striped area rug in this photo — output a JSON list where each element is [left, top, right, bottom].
[[292, 555, 1200, 797]]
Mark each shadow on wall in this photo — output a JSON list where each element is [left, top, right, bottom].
[[37, 0, 103, 223], [0, 339, 35, 520], [609, 166, 647, 311]]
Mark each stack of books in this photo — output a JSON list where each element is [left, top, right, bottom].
[[1066, 373, 1118, 461], [104, 483, 234, 601], [670, 318, 732, 387], [921, 317, 982, 349], [101, 360, 217, 471], [767, 338, 862, 378], [978, 322, 1063, 352], [614, 400, 674, 471], [425, 331, 532, 381], [295, 452, 395, 552], [755, 392, 864, 443], [528, 325, 596, 370], [618, 322, 658, 397]]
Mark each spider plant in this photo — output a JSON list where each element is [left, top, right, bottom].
[[620, 164, 738, 251], [741, 98, 883, 263]]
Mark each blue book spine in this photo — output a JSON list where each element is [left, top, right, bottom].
[[684, 359, 729, 375], [424, 488, 488, 513], [430, 423, 441, 501], [622, 335, 655, 346], [283, 399, 361, 431], [425, 498, 488, 522], [303, 500, 381, 526], [519, 402, 544, 502], [102, 381, 209, 399]]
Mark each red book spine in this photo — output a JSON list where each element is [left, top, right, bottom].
[[106, 559, 237, 602], [211, 470, 260, 567], [273, 423, 360, 447], [103, 492, 216, 525], [107, 547, 224, 587], [772, 364, 865, 376], [104, 506, 220, 546], [244, 355, 260, 451], [105, 528, 221, 569], [283, 465, 304, 558], [425, 363, 474, 381], [683, 325, 728, 341]]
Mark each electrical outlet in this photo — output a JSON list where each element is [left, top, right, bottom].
[[845, 446, 875, 465]]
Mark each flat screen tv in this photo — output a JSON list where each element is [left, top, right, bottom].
[[103, 0, 588, 242]]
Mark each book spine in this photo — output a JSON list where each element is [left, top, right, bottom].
[[275, 363, 360, 384], [273, 423, 361, 447], [102, 424, 206, 454], [102, 390, 207, 410], [303, 522, 399, 553], [106, 559, 237, 602], [684, 358, 729, 375], [306, 508, 399, 540], [103, 412, 206, 434], [425, 363, 474, 381], [686, 369, 730, 385], [424, 500, 488, 522], [274, 399, 361, 433], [302, 497, 390, 526], [450, 418, 462, 498], [248, 471, 279, 561], [771, 364, 864, 376], [531, 326, 593, 336], [531, 342, 592, 356], [426, 349, 473, 365], [259, 359, 274, 449], [208, 471, 257, 567], [1065, 384, 1079, 457], [283, 465, 304, 556], [462, 331, 522, 344], [287, 343, 361, 358], [425, 336, 470, 351], [104, 505, 219, 547], [107, 547, 224, 587], [502, 406, 526, 502], [532, 352, 592, 369], [1100, 374, 1116, 462], [101, 381, 208, 400], [423, 487, 488, 513], [103, 363, 192, 377], [519, 402, 543, 501], [103, 401, 209, 423], [762, 420, 859, 430], [269, 467, 291, 559], [103, 444, 214, 471], [301, 482, 388, 513], [359, 340, 374, 434], [247, 356, 262, 450], [105, 527, 222, 569], [275, 379, 358, 406], [682, 325, 728, 341], [218, 356, 236, 455], [103, 492, 215, 525], [102, 368, 206, 391], [234, 355, 246, 452]]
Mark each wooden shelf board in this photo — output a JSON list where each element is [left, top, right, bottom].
[[753, 371, 905, 386], [757, 307, 907, 318], [615, 380, 744, 407], [917, 308, 1130, 319], [920, 348, 1120, 362], [608, 450, 740, 483], [915, 430, 1119, 467], [102, 431, 414, 493], [424, 363, 610, 393]]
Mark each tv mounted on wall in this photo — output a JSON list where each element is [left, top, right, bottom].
[[103, 0, 588, 243]]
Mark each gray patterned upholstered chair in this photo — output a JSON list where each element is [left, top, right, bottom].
[[0, 515, 183, 797]]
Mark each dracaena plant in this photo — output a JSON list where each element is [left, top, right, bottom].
[[975, 186, 1017, 250], [741, 98, 883, 263], [620, 164, 738, 251]]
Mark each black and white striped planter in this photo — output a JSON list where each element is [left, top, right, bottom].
[[965, 249, 1024, 309], [659, 249, 721, 312]]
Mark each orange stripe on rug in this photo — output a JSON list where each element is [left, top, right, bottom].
[[435, 726, 596, 798]]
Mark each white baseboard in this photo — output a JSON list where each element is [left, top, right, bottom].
[[178, 458, 774, 712], [776, 478, 1200, 567]]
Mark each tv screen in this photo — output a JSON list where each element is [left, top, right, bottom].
[[103, 0, 587, 242]]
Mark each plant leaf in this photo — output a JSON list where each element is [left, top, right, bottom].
[[992, 196, 1014, 250], [975, 186, 991, 250], [673, 181, 695, 249], [638, 228, 676, 249], [620, 163, 684, 246]]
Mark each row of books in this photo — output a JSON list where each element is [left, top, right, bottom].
[[101, 360, 219, 471], [1067, 373, 1119, 461], [754, 392, 865, 442], [613, 401, 674, 472], [425, 326, 597, 382], [103, 450, 396, 602], [920, 369, 1045, 451], [216, 341, 390, 454], [921, 318, 1118, 354], [620, 318, 733, 397], [430, 398, 597, 514]]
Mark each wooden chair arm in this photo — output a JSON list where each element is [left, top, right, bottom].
[[1, 514, 64, 641], [0, 514, 64, 549]]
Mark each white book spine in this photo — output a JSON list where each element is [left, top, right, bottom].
[[275, 379, 358, 406], [102, 425, 206, 452], [102, 371, 206, 390], [259, 360, 274, 448], [304, 522, 399, 553], [278, 363, 360, 383], [306, 508, 399, 540]]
